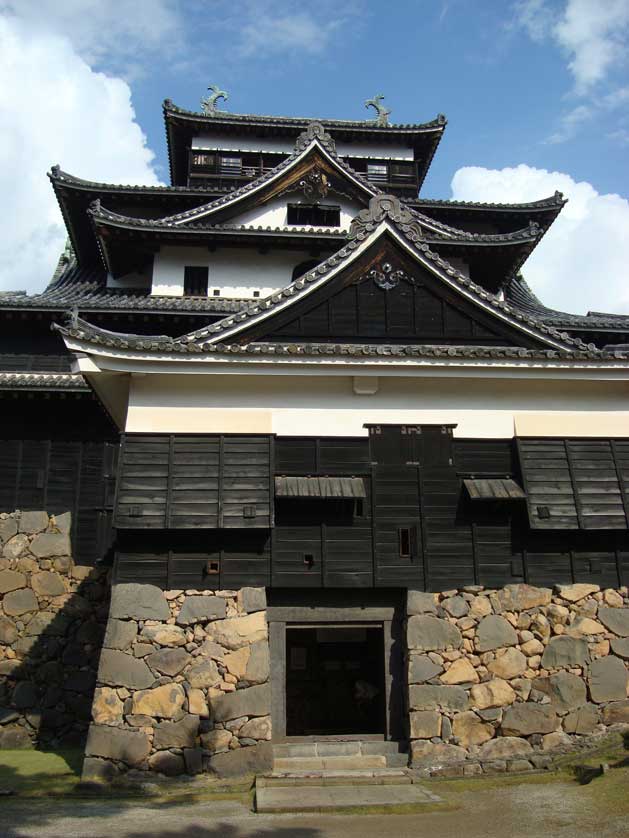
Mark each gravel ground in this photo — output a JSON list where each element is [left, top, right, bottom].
[[0, 772, 627, 838]]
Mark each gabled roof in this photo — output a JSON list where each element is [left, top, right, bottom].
[[164, 99, 447, 187]]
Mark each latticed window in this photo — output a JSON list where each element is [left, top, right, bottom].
[[183, 266, 209, 296], [366, 163, 388, 183], [287, 204, 340, 227]]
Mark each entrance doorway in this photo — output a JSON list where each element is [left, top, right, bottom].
[[285, 625, 385, 736]]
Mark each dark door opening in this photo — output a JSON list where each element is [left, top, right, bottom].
[[285, 625, 385, 736]]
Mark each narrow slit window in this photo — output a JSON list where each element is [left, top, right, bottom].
[[398, 527, 411, 559], [184, 266, 209, 297]]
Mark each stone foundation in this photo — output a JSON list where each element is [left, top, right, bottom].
[[0, 510, 109, 748], [83, 583, 271, 782], [406, 584, 629, 776]]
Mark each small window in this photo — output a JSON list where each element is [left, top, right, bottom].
[[212, 289, 221, 297], [398, 527, 412, 559], [366, 164, 388, 183], [253, 290, 260, 298], [192, 153, 215, 169], [219, 155, 242, 176], [287, 204, 340, 227], [184, 266, 209, 297]]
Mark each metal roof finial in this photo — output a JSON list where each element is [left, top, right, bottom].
[[201, 84, 229, 116], [365, 94, 391, 126]]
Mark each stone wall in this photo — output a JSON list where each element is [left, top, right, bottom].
[[83, 583, 271, 782], [0, 511, 110, 749], [406, 583, 629, 775]]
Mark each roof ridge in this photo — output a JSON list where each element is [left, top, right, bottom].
[[408, 192, 566, 210]]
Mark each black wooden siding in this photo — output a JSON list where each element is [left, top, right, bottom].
[[115, 434, 273, 529], [518, 438, 629, 530]]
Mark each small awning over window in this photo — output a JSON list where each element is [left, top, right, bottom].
[[464, 478, 526, 501], [275, 476, 367, 499]]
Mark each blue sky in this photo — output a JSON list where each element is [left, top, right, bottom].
[[1, 0, 628, 312]]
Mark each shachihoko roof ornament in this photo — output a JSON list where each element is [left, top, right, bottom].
[[365, 94, 391, 127], [200, 84, 229, 116]]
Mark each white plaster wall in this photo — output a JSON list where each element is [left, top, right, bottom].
[[231, 192, 362, 232], [125, 373, 629, 438], [191, 132, 414, 161], [151, 245, 315, 298]]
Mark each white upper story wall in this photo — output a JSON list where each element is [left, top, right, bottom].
[[151, 244, 317, 298], [231, 191, 362, 232], [191, 132, 415, 161]]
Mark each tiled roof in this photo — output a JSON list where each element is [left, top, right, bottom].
[[505, 276, 629, 331], [0, 264, 250, 314], [409, 193, 566, 212], [0, 372, 88, 391], [49, 167, 220, 195], [163, 99, 448, 133], [55, 195, 592, 355]]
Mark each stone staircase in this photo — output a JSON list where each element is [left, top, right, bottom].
[[270, 739, 410, 774]]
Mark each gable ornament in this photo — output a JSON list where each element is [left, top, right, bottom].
[[295, 122, 337, 154], [299, 167, 330, 200], [369, 261, 407, 291], [349, 194, 423, 241]]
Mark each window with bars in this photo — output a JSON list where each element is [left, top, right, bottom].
[[219, 155, 242, 176], [183, 266, 209, 297], [366, 163, 388, 183], [287, 204, 341, 227]]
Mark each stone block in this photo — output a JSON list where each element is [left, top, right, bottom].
[[239, 715, 271, 740], [240, 587, 267, 614], [147, 648, 190, 677], [223, 646, 249, 679], [588, 656, 628, 703], [476, 615, 518, 652], [488, 648, 527, 680], [92, 687, 124, 725], [187, 688, 209, 718], [184, 748, 204, 774], [149, 751, 185, 776], [598, 607, 629, 637], [2, 588, 38, 617], [64, 671, 96, 694], [12, 681, 38, 709], [0, 725, 32, 749], [452, 710, 494, 746], [103, 619, 137, 651], [131, 684, 186, 718], [0, 570, 26, 594], [30, 533, 71, 558], [85, 724, 151, 767], [542, 731, 573, 751], [245, 640, 270, 684], [98, 649, 153, 690], [407, 615, 462, 652], [153, 714, 199, 749], [51, 512, 72, 534], [82, 757, 117, 784], [207, 742, 273, 777], [408, 685, 468, 711], [140, 624, 186, 647], [176, 596, 227, 626], [205, 611, 267, 650], [410, 741, 466, 765], [501, 704, 558, 736], [492, 584, 551, 612], [185, 659, 221, 689], [201, 728, 232, 753], [470, 679, 516, 710], [24, 611, 70, 637], [478, 737, 533, 759], [0, 661, 21, 676], [109, 583, 170, 621], [407, 591, 437, 615], [541, 636, 590, 669], [211, 683, 271, 722], [555, 584, 600, 602], [3, 534, 30, 559], [0, 615, 18, 645], [30, 571, 66, 597], [602, 699, 629, 725], [563, 704, 599, 734], [0, 518, 18, 544], [611, 637, 629, 659], [440, 658, 479, 684], [18, 511, 49, 535], [442, 596, 469, 617], [536, 671, 587, 712], [0, 708, 20, 725], [408, 654, 443, 683], [409, 710, 441, 739]]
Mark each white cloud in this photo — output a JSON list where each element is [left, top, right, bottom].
[[451, 164, 629, 315], [545, 103, 593, 143], [0, 15, 161, 294], [517, 0, 629, 93]]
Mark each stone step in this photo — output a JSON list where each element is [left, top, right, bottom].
[[272, 740, 409, 768], [274, 755, 387, 772], [255, 781, 443, 813], [260, 768, 410, 787]]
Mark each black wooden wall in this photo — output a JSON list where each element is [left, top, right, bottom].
[[113, 428, 629, 592]]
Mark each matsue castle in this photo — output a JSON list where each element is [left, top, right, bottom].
[[0, 90, 628, 787]]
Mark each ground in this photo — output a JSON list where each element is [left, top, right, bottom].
[[0, 737, 627, 838]]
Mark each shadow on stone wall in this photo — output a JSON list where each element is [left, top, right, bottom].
[[0, 511, 110, 751]]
